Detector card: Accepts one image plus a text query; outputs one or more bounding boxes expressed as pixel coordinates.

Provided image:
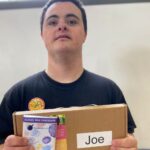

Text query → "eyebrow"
[65,13,80,20]
[46,13,80,21]
[46,15,59,21]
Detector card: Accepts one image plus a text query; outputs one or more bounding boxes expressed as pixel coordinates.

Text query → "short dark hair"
[40,0,87,33]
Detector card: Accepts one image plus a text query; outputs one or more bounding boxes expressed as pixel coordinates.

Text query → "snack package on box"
[23,115,57,150]
[56,114,67,150]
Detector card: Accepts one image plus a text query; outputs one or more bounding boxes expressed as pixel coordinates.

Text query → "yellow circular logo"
[28,97,45,111]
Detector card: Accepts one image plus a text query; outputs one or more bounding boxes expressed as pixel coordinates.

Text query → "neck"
[46,54,84,83]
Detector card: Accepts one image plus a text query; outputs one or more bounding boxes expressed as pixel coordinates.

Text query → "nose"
[58,26,67,31]
[58,22,67,31]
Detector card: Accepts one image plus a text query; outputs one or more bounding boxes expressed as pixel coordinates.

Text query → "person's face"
[41,2,87,56]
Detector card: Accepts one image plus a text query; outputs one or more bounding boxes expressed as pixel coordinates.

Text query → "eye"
[48,20,58,26]
[67,19,78,26]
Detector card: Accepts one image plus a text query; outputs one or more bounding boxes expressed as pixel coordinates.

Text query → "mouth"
[55,35,71,41]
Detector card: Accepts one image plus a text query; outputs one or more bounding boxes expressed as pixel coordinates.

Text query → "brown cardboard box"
[13,104,127,150]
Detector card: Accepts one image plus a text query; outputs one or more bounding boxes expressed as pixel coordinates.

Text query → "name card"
[77,131,112,148]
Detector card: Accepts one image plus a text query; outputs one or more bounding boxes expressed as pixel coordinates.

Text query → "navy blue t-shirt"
[0,70,136,143]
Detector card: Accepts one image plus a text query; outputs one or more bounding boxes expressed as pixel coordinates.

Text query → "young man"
[0,0,137,149]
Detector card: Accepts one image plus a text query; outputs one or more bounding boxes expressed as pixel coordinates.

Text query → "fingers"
[3,135,34,150]
[111,134,138,150]
[4,135,29,147]
[111,147,137,150]
[3,146,34,150]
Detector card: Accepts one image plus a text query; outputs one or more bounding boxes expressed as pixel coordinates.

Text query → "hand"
[111,134,137,150]
[3,135,34,150]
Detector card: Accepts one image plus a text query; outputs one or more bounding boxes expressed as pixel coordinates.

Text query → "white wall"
[0,3,150,148]
[84,4,150,149]
[0,8,47,95]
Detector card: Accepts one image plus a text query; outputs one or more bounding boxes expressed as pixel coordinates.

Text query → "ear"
[83,32,87,43]
[41,31,43,38]
[40,31,44,41]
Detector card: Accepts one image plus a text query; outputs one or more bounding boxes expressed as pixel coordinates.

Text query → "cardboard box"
[13,104,127,150]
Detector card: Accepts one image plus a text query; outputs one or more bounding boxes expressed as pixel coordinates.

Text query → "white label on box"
[77,131,112,148]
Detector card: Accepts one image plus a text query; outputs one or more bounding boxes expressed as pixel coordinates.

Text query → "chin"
[55,45,72,52]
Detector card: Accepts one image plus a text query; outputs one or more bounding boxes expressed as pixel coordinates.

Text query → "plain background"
[0,3,150,148]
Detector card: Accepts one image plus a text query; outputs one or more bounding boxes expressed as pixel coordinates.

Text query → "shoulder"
[83,70,126,103]
[84,70,118,88]
[19,71,44,85]
[84,70,124,98]
[5,71,44,96]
